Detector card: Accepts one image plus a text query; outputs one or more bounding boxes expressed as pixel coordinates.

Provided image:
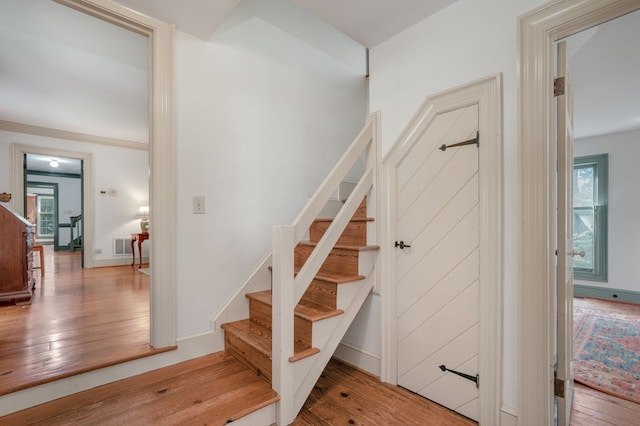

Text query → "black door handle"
[395,241,411,249]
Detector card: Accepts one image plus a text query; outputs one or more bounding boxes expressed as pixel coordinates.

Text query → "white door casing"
[517,1,640,424]
[555,40,574,426]
[396,104,480,420]
[51,0,176,348]
[380,74,503,425]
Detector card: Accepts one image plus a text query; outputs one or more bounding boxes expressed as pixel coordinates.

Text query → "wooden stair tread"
[247,291,344,322]
[289,347,320,363]
[297,241,379,251]
[305,271,365,284]
[222,319,319,361]
[268,266,365,284]
[221,320,272,357]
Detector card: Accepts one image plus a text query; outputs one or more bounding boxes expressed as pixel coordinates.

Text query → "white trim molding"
[0,120,148,151]
[380,74,503,425]
[517,1,640,425]
[333,342,381,377]
[55,0,177,348]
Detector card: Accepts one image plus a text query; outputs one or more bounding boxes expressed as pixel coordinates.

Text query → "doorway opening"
[25,153,83,253]
[518,0,640,423]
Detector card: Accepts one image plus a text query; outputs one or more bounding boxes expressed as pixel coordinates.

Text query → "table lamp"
[138,205,149,232]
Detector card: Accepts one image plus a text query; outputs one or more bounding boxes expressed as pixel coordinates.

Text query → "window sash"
[572,154,607,281]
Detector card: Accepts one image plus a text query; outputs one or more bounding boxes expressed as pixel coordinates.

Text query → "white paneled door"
[396,104,480,421]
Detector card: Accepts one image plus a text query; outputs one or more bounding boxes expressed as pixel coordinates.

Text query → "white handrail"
[291,121,374,242]
[272,113,378,425]
[293,169,373,304]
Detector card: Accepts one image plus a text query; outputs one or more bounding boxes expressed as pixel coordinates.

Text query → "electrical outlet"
[193,196,205,214]
[94,248,102,254]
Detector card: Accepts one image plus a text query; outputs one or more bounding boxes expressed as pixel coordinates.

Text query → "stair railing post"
[365,111,382,291]
[272,225,296,425]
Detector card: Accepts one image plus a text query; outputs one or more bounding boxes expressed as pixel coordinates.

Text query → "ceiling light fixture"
[50,159,59,168]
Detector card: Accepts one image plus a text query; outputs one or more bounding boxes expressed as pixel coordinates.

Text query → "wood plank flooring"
[294,359,476,425]
[1,247,638,424]
[0,246,170,396]
[0,352,278,426]
[0,354,472,426]
[571,383,639,426]
[3,354,638,426]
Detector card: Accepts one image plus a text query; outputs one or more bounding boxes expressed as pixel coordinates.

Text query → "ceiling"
[27,153,82,175]
[0,0,149,143]
[567,10,640,139]
[0,1,638,143]
[115,0,458,47]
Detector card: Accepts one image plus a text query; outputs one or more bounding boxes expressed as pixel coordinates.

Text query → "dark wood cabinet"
[0,203,34,305]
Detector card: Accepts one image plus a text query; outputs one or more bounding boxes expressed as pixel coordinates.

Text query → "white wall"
[574,129,640,292]
[0,130,149,264]
[367,0,547,412]
[174,18,367,338]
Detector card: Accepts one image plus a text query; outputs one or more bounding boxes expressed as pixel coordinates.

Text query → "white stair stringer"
[292,266,375,414]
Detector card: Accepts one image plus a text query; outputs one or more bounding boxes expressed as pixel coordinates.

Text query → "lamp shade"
[137,205,149,217]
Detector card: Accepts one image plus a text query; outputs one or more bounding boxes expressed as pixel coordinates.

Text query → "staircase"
[221,199,376,379]
[217,113,380,425]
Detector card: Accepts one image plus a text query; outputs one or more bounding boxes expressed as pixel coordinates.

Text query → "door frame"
[517,0,640,424]
[380,74,503,425]
[15,146,91,265]
[9,0,177,349]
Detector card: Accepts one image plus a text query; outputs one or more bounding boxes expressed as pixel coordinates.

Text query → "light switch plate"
[193,196,205,214]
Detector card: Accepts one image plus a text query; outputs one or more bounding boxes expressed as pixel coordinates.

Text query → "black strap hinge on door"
[438,131,479,152]
[439,365,479,388]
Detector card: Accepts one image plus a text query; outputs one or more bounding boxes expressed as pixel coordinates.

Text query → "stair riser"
[307,315,341,350]
[224,332,272,384]
[249,298,313,348]
[335,281,362,311]
[353,198,367,219]
[309,220,367,246]
[295,246,360,276]
[268,275,340,312]
[300,280,337,308]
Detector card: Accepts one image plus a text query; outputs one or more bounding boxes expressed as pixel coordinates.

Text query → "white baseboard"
[0,331,220,417]
[333,341,380,377]
[500,404,517,426]
[93,257,149,268]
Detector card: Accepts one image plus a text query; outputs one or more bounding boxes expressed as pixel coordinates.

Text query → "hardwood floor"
[1,247,638,424]
[0,352,278,426]
[571,383,639,426]
[0,355,474,426]
[295,359,476,425]
[4,351,639,426]
[0,246,170,396]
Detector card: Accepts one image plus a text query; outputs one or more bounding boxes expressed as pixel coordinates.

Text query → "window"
[573,154,607,281]
[36,195,55,238]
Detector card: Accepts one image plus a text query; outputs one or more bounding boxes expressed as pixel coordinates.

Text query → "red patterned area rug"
[573,297,640,404]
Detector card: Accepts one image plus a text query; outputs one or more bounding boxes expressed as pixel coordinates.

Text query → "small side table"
[131,232,149,268]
